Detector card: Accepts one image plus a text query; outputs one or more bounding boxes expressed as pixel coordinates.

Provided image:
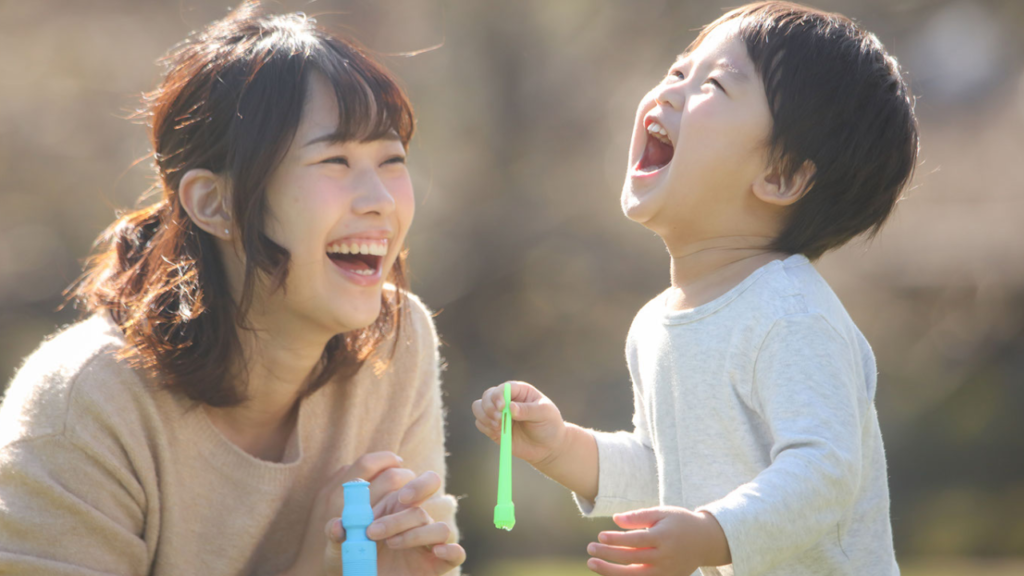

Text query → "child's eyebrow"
[670,55,751,84]
[715,59,751,82]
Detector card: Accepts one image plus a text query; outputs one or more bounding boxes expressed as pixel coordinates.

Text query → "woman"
[0,2,464,574]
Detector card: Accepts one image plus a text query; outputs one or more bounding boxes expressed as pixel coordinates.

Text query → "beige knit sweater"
[0,293,458,575]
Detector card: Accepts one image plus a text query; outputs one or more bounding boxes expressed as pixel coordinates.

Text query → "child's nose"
[651,82,684,111]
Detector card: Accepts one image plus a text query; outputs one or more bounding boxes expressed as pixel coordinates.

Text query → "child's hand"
[472,381,568,467]
[585,506,731,576]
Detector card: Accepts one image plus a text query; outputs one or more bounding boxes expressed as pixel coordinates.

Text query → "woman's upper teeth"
[327,239,388,256]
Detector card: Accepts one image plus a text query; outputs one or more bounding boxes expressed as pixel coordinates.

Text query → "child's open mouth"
[326,238,387,281]
[635,119,675,174]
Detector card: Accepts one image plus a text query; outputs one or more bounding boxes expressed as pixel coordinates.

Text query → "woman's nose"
[351,175,396,216]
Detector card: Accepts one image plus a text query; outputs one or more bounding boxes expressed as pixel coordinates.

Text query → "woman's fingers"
[382,521,452,549]
[367,506,431,541]
[323,518,344,573]
[431,543,466,572]
[369,466,416,507]
[398,471,441,506]
[372,471,441,517]
[345,451,405,483]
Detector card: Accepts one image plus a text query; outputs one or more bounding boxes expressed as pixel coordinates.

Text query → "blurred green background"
[2,0,1022,574]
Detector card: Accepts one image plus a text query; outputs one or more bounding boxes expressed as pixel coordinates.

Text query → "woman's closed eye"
[706,78,725,92]
[321,155,406,167]
[322,156,349,166]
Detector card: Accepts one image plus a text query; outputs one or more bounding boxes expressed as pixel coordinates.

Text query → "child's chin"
[621,184,657,223]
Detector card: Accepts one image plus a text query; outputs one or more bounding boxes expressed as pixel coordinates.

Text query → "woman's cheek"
[389,175,415,228]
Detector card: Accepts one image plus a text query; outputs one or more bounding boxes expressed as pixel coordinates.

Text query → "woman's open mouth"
[326,238,387,285]
[634,119,675,174]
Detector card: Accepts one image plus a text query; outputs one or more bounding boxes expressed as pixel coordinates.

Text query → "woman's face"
[241,71,414,337]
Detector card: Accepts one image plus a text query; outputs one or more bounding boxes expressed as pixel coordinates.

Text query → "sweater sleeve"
[396,295,459,547]
[0,427,149,575]
[697,313,866,576]
[574,335,659,517]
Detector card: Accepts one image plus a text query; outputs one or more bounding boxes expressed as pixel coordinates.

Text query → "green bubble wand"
[493,382,516,531]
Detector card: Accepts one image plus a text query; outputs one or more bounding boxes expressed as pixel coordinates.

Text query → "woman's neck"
[666,236,787,311]
[205,313,333,461]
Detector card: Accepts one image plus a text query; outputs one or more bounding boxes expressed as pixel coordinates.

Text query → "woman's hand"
[286,451,416,576]
[472,381,568,467]
[324,470,465,575]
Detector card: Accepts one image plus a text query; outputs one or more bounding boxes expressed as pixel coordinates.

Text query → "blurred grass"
[478,557,1024,576]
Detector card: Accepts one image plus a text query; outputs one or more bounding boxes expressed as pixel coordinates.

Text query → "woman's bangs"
[315,41,414,147]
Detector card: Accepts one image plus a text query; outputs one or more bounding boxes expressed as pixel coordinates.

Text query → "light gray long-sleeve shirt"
[575,254,898,576]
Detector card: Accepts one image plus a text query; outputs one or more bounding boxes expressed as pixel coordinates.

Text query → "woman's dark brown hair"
[68,1,415,406]
[688,1,919,260]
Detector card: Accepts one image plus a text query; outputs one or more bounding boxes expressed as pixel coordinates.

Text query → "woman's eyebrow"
[303,129,402,148]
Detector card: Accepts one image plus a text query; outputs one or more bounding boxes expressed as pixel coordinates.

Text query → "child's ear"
[752,160,816,207]
[178,168,233,239]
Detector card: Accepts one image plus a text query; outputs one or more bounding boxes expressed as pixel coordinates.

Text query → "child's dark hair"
[690,1,918,260]
[68,1,414,406]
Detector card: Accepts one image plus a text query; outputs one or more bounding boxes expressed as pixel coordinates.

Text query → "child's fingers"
[475,419,500,442]
[612,507,668,530]
[384,521,452,549]
[597,529,655,548]
[483,385,505,417]
[431,543,466,572]
[507,399,556,424]
[471,399,497,429]
[585,557,645,576]
[587,542,657,566]
[367,506,432,541]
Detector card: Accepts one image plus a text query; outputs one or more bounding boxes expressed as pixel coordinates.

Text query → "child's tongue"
[638,133,674,172]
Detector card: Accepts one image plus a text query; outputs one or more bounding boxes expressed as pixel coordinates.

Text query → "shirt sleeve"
[574,346,660,517]
[396,295,460,549]
[0,433,150,575]
[697,313,867,576]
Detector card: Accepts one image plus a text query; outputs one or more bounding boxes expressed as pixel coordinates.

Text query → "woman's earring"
[224,229,230,236]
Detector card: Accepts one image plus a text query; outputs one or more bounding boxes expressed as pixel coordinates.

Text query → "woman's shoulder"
[0,311,151,447]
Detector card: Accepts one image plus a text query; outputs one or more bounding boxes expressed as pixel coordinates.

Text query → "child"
[473,2,916,575]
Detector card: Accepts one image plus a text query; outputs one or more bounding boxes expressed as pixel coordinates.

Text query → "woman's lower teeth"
[351,268,374,276]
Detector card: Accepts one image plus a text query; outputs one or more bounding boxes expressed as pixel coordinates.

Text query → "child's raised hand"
[472,381,568,466]
[585,506,731,576]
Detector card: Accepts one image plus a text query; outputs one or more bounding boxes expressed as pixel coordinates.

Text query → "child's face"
[241,72,414,337]
[621,20,773,244]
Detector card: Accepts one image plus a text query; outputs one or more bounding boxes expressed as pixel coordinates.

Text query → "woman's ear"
[752,159,816,207]
[179,169,233,239]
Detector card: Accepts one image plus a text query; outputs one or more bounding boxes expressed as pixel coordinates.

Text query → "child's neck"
[666,236,789,312]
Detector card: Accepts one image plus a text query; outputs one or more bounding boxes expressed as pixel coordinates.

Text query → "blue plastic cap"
[342,480,376,575]
[342,480,373,530]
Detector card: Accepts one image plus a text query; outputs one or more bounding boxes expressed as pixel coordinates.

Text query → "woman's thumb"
[323,518,344,572]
